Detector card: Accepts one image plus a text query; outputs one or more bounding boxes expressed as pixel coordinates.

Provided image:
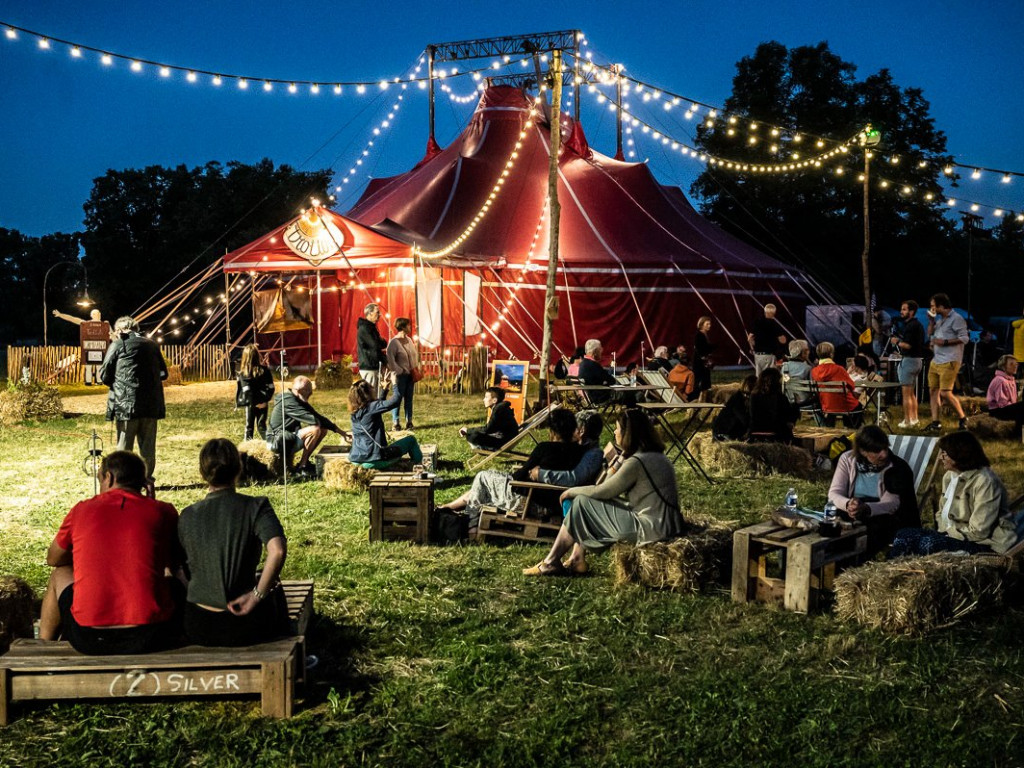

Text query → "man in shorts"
[38,451,181,654]
[892,299,926,427]
[924,293,969,432]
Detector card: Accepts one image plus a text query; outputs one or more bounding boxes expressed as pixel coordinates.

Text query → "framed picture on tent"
[490,360,529,424]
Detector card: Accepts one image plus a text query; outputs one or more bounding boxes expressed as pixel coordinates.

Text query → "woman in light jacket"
[890,431,1022,557]
[524,409,684,576]
[827,425,919,557]
[386,317,419,431]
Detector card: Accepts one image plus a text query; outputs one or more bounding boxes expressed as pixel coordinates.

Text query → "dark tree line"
[691,41,1024,316]
[1,159,331,345]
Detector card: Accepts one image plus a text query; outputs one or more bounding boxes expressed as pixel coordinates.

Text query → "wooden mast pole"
[538,49,562,404]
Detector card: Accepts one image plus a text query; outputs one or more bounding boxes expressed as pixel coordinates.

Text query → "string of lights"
[0,21,530,96]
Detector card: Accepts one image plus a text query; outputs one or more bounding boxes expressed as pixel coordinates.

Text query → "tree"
[80,160,332,318]
[690,41,972,312]
[0,228,82,345]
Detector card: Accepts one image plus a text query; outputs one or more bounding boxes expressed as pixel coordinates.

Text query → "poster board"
[79,321,110,364]
[490,360,529,424]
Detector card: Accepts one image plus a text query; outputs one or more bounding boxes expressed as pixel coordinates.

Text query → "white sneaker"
[897,419,919,428]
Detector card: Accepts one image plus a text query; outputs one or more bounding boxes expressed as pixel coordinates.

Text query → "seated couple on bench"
[39,441,292,655]
[438,410,605,527]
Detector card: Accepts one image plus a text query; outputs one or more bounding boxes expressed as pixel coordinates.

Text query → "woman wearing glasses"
[890,431,1023,556]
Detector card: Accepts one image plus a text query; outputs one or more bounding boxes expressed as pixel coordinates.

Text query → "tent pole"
[316,272,322,364]
[614,64,624,161]
[538,49,562,406]
[573,34,580,123]
[428,46,436,147]
[223,264,231,375]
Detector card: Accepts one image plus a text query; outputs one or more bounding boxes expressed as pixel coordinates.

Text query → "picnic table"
[636,401,722,483]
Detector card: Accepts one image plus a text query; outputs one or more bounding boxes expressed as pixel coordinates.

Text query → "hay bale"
[323,460,376,492]
[0,382,64,426]
[833,553,1016,636]
[314,356,354,391]
[969,414,1019,440]
[691,435,813,479]
[239,438,284,483]
[0,576,35,653]
[613,527,734,593]
[955,397,986,417]
[700,382,740,405]
[164,364,183,386]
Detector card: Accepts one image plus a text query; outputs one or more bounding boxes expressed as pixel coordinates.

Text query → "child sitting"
[460,387,519,450]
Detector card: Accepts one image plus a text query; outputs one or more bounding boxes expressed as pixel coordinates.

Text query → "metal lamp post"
[43,260,91,346]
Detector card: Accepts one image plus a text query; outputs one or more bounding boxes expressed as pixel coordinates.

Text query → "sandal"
[563,558,589,575]
[522,560,569,577]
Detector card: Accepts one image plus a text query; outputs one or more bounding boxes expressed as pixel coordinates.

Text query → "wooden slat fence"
[7,345,230,385]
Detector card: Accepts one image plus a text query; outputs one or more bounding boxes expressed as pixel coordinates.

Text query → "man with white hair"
[747,303,788,377]
[99,315,167,482]
[356,303,387,396]
[52,307,109,385]
[578,338,617,404]
[266,375,349,477]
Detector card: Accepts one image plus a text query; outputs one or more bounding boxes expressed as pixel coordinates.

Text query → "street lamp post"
[43,260,91,346]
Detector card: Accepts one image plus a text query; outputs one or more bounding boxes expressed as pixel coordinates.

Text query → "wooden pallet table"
[0,580,314,725]
[369,473,434,543]
[731,520,867,613]
[476,506,562,545]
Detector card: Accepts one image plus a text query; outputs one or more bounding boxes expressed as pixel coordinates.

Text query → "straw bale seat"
[968,414,1019,441]
[956,396,987,416]
[238,438,286,482]
[163,365,183,386]
[613,526,734,593]
[0,577,35,655]
[690,435,813,479]
[699,382,740,405]
[833,554,1019,636]
[323,461,376,492]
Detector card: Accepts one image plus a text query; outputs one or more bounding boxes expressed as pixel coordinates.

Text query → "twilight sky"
[1,0,1022,238]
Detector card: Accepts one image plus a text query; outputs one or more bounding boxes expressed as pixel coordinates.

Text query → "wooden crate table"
[314,444,351,475]
[0,580,314,725]
[476,506,562,545]
[731,520,867,613]
[369,473,434,543]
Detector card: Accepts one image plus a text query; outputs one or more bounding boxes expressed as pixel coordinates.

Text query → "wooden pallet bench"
[0,580,314,725]
[476,507,562,545]
[731,521,867,613]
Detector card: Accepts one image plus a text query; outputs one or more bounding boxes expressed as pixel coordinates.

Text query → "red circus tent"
[224,86,821,368]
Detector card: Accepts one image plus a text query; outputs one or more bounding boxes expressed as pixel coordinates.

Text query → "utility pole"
[961,212,982,322]
[860,125,881,326]
[538,49,562,403]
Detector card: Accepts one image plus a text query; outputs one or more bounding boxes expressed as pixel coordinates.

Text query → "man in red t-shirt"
[39,451,181,654]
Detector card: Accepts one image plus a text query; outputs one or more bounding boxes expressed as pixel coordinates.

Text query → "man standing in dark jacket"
[460,387,520,450]
[267,376,349,476]
[356,304,388,396]
[99,316,167,482]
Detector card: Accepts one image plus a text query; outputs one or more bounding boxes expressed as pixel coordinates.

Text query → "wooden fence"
[7,344,231,385]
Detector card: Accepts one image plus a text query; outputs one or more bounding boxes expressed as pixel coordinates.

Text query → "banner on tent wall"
[464,272,482,337]
[491,360,529,424]
[254,288,314,333]
[282,209,348,266]
[416,274,443,346]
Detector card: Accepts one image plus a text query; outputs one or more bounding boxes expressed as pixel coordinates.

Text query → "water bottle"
[629,371,637,386]
[823,500,838,525]
[785,487,798,509]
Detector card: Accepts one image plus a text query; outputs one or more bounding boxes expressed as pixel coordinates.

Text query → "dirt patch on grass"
[62,380,237,415]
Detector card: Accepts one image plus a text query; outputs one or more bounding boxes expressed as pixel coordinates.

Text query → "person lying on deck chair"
[178,439,291,647]
[528,411,605,490]
[347,379,423,470]
[460,386,520,451]
[39,451,182,654]
[524,409,684,577]
[437,409,584,527]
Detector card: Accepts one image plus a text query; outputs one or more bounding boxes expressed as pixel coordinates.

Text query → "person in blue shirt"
[347,379,422,469]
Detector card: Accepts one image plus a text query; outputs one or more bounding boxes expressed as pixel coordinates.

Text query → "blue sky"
[1,0,1022,237]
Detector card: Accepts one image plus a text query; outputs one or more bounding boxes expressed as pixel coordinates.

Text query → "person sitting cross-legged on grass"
[460,386,520,451]
[889,431,1024,557]
[178,439,290,647]
[438,409,583,526]
[524,409,684,577]
[39,451,182,654]
[347,379,422,470]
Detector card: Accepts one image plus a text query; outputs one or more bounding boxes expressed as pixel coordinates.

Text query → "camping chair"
[788,380,823,424]
[638,369,685,405]
[468,403,558,472]
[887,434,941,512]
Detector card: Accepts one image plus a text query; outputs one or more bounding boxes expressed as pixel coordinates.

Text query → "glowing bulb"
[186,70,196,81]
[263,81,273,92]
[71,47,82,58]
[943,165,953,175]
[357,84,366,94]
[130,60,142,72]
[238,78,248,89]
[971,169,981,179]
[159,66,170,77]
[1002,174,1012,184]
[288,83,297,94]
[38,38,50,50]
[970,204,979,212]
[947,198,956,206]
[212,75,222,86]
[311,84,320,94]
[5,28,16,39]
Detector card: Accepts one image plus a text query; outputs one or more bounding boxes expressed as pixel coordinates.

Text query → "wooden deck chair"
[887,434,941,511]
[468,403,557,471]
[639,369,686,405]
[508,441,613,519]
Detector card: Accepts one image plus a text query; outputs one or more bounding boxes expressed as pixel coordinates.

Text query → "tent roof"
[222,206,411,273]
[346,86,797,278]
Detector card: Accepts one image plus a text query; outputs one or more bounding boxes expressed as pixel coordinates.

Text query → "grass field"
[1,382,1022,767]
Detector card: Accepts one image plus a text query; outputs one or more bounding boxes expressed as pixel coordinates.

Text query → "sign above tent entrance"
[283,209,348,266]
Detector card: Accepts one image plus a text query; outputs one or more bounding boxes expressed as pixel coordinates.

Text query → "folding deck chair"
[887,434,941,511]
[468,403,558,472]
[639,369,686,405]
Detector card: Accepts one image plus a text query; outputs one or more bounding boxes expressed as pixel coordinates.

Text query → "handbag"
[411,366,425,383]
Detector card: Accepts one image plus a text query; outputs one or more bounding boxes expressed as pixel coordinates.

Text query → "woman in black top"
[747,368,800,443]
[693,316,716,397]
[178,439,289,646]
[712,375,756,441]
[235,344,275,441]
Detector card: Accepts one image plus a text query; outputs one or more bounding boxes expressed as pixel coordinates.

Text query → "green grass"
[1,384,1023,767]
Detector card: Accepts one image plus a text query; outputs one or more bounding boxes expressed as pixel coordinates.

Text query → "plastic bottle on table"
[823,500,838,525]
[785,487,798,509]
